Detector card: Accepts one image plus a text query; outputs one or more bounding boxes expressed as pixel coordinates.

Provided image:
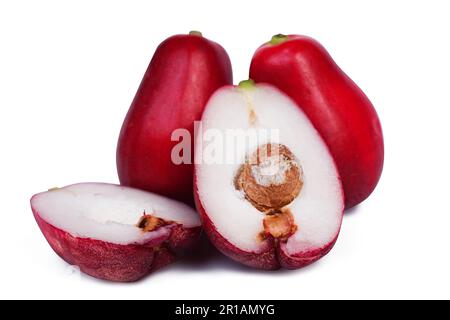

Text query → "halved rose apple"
[194,81,344,270]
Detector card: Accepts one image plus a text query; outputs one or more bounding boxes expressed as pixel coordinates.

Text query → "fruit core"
[137,214,167,233]
[235,143,302,239]
[262,209,297,240]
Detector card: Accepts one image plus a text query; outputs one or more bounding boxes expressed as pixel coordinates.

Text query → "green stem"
[269,34,289,45]
[238,79,256,90]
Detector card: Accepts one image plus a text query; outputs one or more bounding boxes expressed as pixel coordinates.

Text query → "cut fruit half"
[194,81,344,270]
[31,183,201,282]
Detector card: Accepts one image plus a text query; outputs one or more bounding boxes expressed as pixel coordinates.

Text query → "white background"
[1,0,449,299]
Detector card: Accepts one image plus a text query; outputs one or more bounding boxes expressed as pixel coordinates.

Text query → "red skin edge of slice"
[250,35,384,209]
[31,203,201,282]
[117,33,232,205]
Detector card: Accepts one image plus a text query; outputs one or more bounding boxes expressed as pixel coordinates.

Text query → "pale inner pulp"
[32,183,200,245]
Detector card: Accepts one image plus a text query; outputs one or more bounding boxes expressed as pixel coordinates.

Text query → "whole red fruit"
[250,34,384,209]
[117,32,232,204]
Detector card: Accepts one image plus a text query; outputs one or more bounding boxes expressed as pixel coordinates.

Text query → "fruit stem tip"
[238,79,256,89]
[189,30,203,37]
[269,34,289,45]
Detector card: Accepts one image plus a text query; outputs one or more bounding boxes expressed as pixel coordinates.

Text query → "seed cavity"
[137,213,167,233]
[262,209,297,240]
[235,143,302,240]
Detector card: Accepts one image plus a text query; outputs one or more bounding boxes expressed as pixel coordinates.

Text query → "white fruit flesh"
[31,183,201,245]
[195,84,343,254]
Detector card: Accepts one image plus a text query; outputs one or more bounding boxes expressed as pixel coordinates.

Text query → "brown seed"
[235,143,303,212]
[137,214,166,233]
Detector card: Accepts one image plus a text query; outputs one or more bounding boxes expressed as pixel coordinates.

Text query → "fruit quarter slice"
[31,183,201,281]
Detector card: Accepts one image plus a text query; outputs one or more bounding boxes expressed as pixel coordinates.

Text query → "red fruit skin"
[250,35,384,209]
[193,175,341,270]
[32,206,201,282]
[117,33,232,205]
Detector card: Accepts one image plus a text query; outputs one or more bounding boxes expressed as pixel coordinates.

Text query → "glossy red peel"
[117,32,232,204]
[250,34,384,209]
